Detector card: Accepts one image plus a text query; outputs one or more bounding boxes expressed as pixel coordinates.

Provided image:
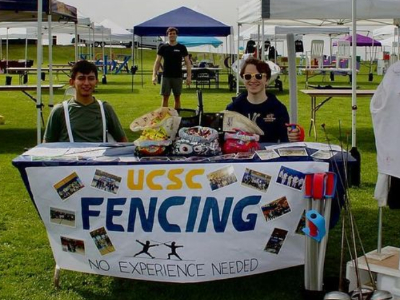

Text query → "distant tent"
[177,36,222,48]
[133,6,231,37]
[334,34,382,47]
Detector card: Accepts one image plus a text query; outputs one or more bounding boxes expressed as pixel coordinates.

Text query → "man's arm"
[103,102,128,143]
[152,55,163,85]
[183,55,192,85]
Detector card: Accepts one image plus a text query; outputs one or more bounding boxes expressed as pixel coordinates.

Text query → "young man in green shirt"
[43,60,127,143]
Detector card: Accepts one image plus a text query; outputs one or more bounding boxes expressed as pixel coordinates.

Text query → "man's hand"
[152,75,157,85]
[286,124,305,142]
[287,127,301,142]
[186,77,192,86]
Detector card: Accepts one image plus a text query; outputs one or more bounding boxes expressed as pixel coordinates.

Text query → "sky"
[62,0,248,29]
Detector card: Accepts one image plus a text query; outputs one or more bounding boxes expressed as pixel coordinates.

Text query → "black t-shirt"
[157,43,189,78]
[226,92,289,143]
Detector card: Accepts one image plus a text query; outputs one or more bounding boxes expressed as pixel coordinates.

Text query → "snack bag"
[130,107,181,140]
[222,130,261,154]
[172,126,222,156]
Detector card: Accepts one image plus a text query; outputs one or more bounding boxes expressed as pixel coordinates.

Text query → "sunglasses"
[242,73,266,81]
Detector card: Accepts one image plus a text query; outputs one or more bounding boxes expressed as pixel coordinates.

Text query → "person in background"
[152,27,191,110]
[43,60,127,143]
[226,57,300,143]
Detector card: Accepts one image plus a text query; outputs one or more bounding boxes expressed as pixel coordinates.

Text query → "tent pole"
[141,37,143,88]
[287,33,297,124]
[74,22,78,62]
[6,28,9,73]
[350,0,361,186]
[236,24,240,95]
[36,0,43,145]
[48,15,54,108]
[25,31,28,67]
[131,29,135,92]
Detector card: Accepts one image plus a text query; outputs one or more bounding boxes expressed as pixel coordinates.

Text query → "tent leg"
[54,264,61,288]
[377,207,382,254]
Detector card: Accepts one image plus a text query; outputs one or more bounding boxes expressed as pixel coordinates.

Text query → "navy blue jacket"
[226,92,289,143]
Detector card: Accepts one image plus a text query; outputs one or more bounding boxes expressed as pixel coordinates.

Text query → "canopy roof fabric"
[238,0,400,26]
[334,34,382,46]
[100,19,132,42]
[134,6,231,37]
[0,0,77,22]
[177,36,222,48]
[373,25,398,39]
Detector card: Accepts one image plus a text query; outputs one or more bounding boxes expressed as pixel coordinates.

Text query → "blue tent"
[177,36,223,48]
[133,7,231,37]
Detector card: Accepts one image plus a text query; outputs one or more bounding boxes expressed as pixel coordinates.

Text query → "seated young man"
[43,60,127,143]
[226,57,300,143]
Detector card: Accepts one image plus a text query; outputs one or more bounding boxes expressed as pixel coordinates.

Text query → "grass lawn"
[0,45,396,300]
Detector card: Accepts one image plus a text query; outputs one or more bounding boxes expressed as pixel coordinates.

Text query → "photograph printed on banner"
[264,228,288,254]
[90,227,115,255]
[311,149,337,160]
[241,168,271,192]
[207,165,237,191]
[277,147,308,157]
[256,149,280,160]
[91,169,122,194]
[53,172,85,201]
[235,152,255,160]
[261,196,291,222]
[50,207,76,227]
[276,166,305,191]
[60,236,85,255]
[295,210,306,235]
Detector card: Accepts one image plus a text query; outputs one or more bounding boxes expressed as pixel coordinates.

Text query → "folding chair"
[306,40,325,68]
[335,40,351,69]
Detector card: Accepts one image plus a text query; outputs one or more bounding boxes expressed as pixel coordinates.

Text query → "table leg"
[21,91,45,126]
[309,96,317,140]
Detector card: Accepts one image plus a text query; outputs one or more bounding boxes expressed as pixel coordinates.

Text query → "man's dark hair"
[70,60,98,79]
[240,57,271,80]
[166,27,179,35]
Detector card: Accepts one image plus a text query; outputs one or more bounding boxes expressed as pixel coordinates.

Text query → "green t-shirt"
[44,98,126,142]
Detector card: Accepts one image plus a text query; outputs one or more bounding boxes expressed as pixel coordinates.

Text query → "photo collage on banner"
[25,149,329,282]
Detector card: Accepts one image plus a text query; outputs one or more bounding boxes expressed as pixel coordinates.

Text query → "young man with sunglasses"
[43,60,127,143]
[226,57,299,143]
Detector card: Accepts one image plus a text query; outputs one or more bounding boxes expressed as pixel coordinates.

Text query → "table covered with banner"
[12,142,353,284]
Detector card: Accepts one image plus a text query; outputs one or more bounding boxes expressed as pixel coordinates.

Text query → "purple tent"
[334,34,381,46]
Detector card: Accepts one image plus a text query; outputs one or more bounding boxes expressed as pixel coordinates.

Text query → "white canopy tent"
[234,24,350,97]
[0,0,78,144]
[237,0,400,292]
[237,0,400,151]
[373,25,400,56]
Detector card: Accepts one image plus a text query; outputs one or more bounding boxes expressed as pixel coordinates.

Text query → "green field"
[0,44,395,300]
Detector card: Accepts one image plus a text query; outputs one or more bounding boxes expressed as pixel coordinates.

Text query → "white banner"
[26,161,328,282]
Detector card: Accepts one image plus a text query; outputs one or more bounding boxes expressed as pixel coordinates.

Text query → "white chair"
[306,40,325,68]
[335,40,351,69]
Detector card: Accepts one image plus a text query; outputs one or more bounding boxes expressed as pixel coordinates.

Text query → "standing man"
[43,60,127,143]
[152,27,191,110]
